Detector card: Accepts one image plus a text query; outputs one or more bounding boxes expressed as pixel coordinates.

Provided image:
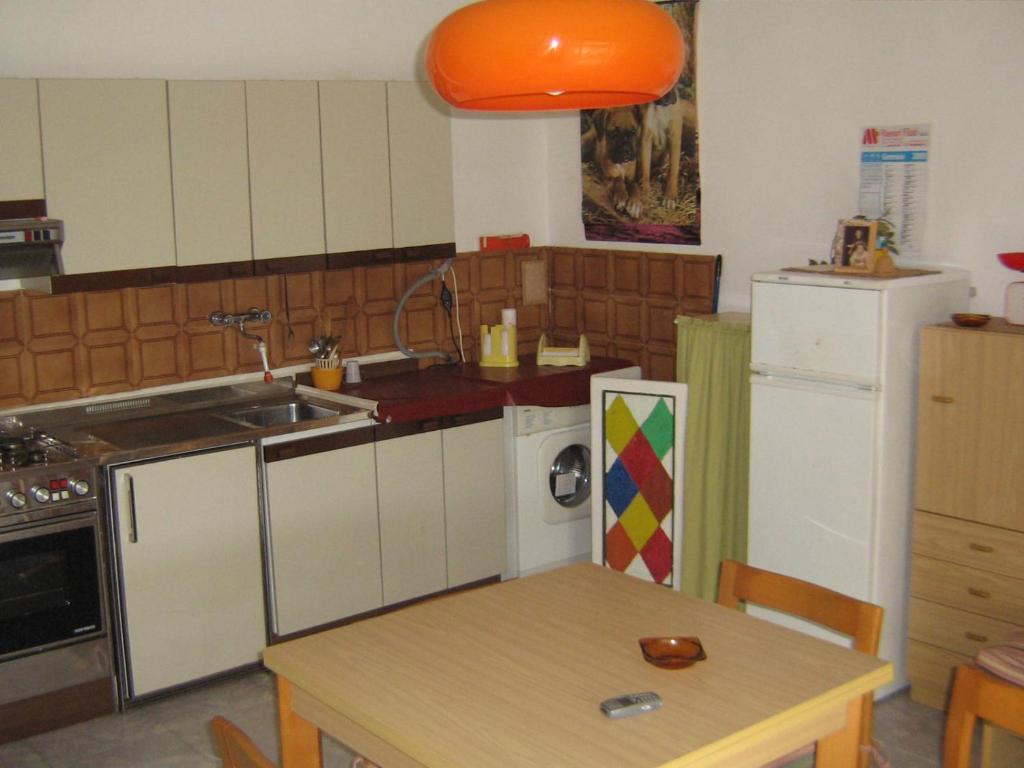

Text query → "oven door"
[0,513,105,661]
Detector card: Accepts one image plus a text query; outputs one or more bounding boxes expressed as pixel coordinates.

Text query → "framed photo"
[833,219,877,273]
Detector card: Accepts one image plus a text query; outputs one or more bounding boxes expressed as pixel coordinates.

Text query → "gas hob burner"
[0,429,80,472]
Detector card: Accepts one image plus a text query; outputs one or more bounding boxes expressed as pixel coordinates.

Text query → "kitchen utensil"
[997,252,1024,325]
[311,366,342,390]
[344,360,361,385]
[308,338,324,356]
[952,313,991,328]
[997,252,1024,271]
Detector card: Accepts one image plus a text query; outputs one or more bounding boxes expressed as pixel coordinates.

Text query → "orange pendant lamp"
[426,0,685,111]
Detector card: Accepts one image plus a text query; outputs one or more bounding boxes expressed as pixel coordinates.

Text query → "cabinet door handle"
[931,395,954,404]
[126,473,139,543]
[969,542,994,553]
[965,631,988,643]
[967,587,992,599]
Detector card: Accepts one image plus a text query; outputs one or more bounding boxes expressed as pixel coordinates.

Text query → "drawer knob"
[967,587,992,599]
[969,542,995,553]
[931,395,955,404]
[965,632,988,643]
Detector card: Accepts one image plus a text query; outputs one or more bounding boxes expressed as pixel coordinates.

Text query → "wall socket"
[522,260,548,306]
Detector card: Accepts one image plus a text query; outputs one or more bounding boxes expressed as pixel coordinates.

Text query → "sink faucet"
[210,309,274,382]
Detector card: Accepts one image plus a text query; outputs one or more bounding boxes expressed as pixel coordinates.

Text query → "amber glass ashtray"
[639,636,707,669]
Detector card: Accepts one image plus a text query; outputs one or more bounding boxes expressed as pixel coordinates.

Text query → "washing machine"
[504,403,593,578]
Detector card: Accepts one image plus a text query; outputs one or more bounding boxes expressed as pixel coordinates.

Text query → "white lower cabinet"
[375,426,448,605]
[443,417,506,588]
[111,446,264,699]
[263,429,382,636]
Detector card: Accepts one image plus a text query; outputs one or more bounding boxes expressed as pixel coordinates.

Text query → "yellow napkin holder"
[537,334,590,367]
[479,324,519,368]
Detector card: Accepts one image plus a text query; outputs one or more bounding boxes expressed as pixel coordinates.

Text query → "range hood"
[0,218,64,293]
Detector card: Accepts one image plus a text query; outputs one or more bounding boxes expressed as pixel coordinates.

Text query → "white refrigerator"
[748,268,969,696]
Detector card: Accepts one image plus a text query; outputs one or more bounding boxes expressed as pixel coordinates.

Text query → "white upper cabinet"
[320,81,393,254]
[386,82,455,248]
[3,77,454,278]
[168,81,253,266]
[0,79,44,201]
[38,79,176,273]
[245,80,326,261]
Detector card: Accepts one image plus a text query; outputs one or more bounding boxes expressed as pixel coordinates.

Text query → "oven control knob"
[29,485,51,503]
[69,479,91,496]
[4,490,26,509]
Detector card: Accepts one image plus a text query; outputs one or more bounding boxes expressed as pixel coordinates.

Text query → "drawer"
[907,639,968,710]
[911,555,1024,624]
[908,597,1023,656]
[913,510,1024,578]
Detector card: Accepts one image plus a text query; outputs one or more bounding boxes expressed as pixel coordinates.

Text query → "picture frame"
[833,219,878,273]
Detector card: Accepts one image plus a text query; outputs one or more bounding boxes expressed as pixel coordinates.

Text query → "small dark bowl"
[638,636,706,669]
[952,313,991,328]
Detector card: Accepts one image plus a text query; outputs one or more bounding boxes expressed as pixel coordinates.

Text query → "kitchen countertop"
[338,355,635,423]
[3,356,634,462]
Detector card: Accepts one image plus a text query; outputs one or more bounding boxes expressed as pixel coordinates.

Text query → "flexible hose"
[393,258,455,363]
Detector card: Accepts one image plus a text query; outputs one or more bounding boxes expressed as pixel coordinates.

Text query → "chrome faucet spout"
[209,308,273,345]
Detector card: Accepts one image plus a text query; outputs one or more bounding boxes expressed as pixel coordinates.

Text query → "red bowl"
[998,252,1024,271]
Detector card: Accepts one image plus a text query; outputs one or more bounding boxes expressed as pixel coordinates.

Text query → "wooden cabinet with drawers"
[908,320,1024,709]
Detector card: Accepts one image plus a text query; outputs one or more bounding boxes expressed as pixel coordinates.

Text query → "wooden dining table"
[261,562,892,768]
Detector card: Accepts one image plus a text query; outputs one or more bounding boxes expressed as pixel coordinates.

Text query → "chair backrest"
[943,664,1024,768]
[716,559,882,655]
[716,559,884,768]
[211,716,277,768]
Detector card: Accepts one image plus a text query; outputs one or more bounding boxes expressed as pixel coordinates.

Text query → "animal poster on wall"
[580,0,700,244]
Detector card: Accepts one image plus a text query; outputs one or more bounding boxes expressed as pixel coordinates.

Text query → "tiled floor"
[0,671,950,767]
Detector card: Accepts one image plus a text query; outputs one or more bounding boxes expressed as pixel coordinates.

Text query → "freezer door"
[748,375,878,643]
[751,282,882,384]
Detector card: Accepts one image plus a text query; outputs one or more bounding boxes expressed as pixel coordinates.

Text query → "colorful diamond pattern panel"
[601,392,677,584]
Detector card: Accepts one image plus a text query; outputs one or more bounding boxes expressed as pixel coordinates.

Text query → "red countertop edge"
[344,355,635,424]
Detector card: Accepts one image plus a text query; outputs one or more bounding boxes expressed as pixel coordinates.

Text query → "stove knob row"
[29,485,51,503]
[4,489,26,509]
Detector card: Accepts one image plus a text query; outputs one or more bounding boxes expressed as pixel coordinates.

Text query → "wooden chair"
[943,663,1024,768]
[716,559,884,768]
[211,715,382,768]
[211,716,277,768]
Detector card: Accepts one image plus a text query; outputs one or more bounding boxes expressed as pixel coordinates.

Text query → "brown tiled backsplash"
[0,248,717,407]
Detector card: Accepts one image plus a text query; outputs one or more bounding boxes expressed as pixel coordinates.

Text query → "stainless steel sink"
[226,401,339,428]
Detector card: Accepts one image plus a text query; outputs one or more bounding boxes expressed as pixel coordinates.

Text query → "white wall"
[3,0,1022,313]
[547,0,1024,312]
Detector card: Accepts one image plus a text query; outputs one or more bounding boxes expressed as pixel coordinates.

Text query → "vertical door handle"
[126,473,139,543]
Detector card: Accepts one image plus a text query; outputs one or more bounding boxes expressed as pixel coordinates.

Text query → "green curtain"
[675,314,751,600]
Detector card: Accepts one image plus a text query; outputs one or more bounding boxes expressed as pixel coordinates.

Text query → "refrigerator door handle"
[750,365,880,392]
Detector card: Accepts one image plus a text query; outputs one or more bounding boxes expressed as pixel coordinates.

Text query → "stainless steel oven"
[0,428,114,744]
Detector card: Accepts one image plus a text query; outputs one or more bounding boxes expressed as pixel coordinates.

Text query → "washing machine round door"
[548,444,591,507]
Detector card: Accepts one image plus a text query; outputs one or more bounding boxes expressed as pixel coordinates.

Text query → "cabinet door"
[320,81,393,254]
[376,430,447,604]
[112,446,264,698]
[168,81,253,266]
[245,80,325,260]
[266,442,382,636]
[0,79,44,201]
[443,418,507,587]
[38,79,176,274]
[916,327,1024,530]
[386,82,454,248]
